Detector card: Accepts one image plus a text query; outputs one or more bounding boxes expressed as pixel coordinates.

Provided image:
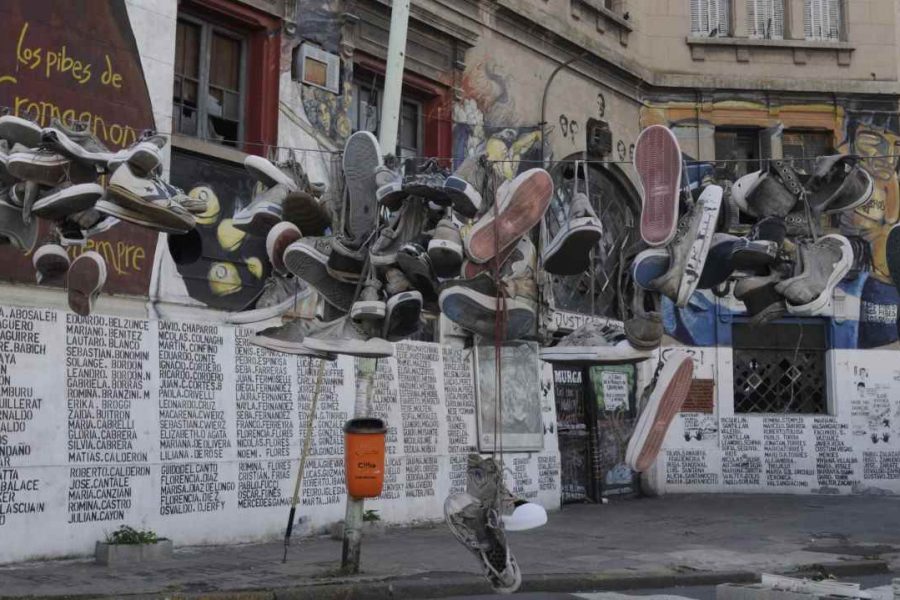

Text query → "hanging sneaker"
[443,153,490,218]
[0,114,43,148]
[631,248,670,291]
[282,190,331,237]
[67,251,107,316]
[625,355,694,472]
[464,168,553,264]
[730,215,786,270]
[650,184,723,308]
[327,235,368,283]
[232,183,290,236]
[697,233,740,290]
[41,120,113,167]
[249,318,336,359]
[283,236,357,312]
[302,315,394,358]
[108,131,166,175]
[370,199,430,268]
[6,144,72,187]
[730,170,762,216]
[624,287,663,350]
[99,163,195,233]
[401,158,451,205]
[226,273,311,324]
[734,268,788,325]
[396,242,439,303]
[438,272,537,340]
[428,214,464,278]
[634,125,682,247]
[540,319,655,364]
[0,200,37,252]
[33,243,70,285]
[382,268,423,341]
[375,159,407,211]
[740,160,803,218]
[266,221,302,275]
[31,182,104,220]
[775,234,853,316]
[243,155,299,192]
[460,236,535,280]
[806,155,874,215]
[351,276,386,321]
[542,190,603,276]
[342,131,382,242]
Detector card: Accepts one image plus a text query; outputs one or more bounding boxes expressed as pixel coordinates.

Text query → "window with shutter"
[748,0,784,39]
[691,0,731,37]
[805,0,842,41]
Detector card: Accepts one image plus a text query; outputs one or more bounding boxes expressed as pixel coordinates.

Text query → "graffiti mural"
[642,99,900,350]
[0,0,159,295]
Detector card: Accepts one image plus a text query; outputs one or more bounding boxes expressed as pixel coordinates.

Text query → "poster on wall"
[0,0,159,295]
[475,341,544,452]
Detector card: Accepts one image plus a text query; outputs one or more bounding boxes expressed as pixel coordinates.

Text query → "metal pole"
[378,0,411,156]
[340,357,378,574]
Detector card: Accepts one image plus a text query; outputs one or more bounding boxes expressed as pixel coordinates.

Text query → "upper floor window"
[748,0,784,39]
[691,0,731,37]
[805,0,843,41]
[174,16,246,147]
[351,83,424,161]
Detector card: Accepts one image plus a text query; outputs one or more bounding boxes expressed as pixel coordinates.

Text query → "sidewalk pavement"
[2,494,900,600]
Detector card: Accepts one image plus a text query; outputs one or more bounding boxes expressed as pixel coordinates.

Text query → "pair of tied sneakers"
[351,268,424,342]
[233,154,328,237]
[439,237,538,341]
[541,169,604,276]
[444,454,547,595]
[377,154,484,218]
[96,161,196,234]
[539,318,658,366]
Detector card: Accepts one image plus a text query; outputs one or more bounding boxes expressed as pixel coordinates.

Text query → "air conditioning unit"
[295,43,341,94]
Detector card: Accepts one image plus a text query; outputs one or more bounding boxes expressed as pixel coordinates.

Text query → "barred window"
[748,0,784,39]
[805,0,843,41]
[691,0,731,37]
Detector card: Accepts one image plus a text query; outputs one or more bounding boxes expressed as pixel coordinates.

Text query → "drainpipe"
[378,0,411,156]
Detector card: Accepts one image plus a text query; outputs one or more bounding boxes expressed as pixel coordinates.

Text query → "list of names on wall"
[0,307,53,529]
[666,449,719,486]
[720,416,762,487]
[235,329,294,509]
[367,358,402,501]
[863,450,900,480]
[158,321,232,515]
[397,344,440,499]
[297,358,346,507]
[812,417,858,490]
[65,314,152,524]
[763,416,812,488]
[442,347,476,495]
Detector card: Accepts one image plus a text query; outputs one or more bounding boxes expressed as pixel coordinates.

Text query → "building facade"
[0,0,899,563]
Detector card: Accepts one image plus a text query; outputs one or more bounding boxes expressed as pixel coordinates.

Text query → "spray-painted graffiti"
[642,99,900,350]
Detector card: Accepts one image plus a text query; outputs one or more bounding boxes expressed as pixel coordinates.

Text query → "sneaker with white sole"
[542,189,603,276]
[249,318,336,359]
[302,315,394,358]
[33,243,70,285]
[41,120,113,167]
[67,251,107,316]
[283,236,356,312]
[438,272,537,340]
[31,183,104,220]
[634,125,682,247]
[383,270,423,341]
[776,234,853,316]
[540,319,655,364]
[626,355,694,472]
[428,214,464,278]
[244,155,299,192]
[351,276,386,321]
[370,199,430,268]
[108,132,166,175]
[0,200,37,252]
[232,183,289,236]
[7,144,72,187]
[226,273,311,324]
[443,154,490,218]
[0,115,43,148]
[99,163,195,233]
[266,221,302,275]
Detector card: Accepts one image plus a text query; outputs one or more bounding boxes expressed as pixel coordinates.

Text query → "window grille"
[748,0,784,39]
[805,0,842,41]
[691,0,731,37]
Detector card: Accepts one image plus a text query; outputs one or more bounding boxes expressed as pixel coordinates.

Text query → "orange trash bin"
[344,418,387,498]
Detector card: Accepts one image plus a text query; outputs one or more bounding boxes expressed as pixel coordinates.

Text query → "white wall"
[0,299,560,564]
[649,347,900,496]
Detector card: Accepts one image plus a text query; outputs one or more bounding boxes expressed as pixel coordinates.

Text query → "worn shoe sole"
[730,170,762,216]
[32,183,104,220]
[226,288,311,324]
[403,183,452,205]
[67,252,107,317]
[41,129,112,166]
[244,155,298,192]
[7,152,70,186]
[266,221,302,274]
[784,234,853,316]
[438,285,535,340]
[283,241,355,312]
[33,244,70,285]
[444,176,481,218]
[676,185,723,307]
[350,299,386,321]
[0,116,42,147]
[428,238,464,279]
[342,131,381,240]
[542,217,603,275]
[625,356,694,473]
[376,181,407,211]
[249,332,335,359]
[106,182,196,231]
[383,290,422,340]
[465,168,553,264]
[632,248,670,291]
[95,197,193,234]
[303,334,394,358]
[635,125,682,247]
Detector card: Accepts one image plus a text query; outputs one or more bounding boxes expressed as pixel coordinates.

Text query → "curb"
[1,559,889,600]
